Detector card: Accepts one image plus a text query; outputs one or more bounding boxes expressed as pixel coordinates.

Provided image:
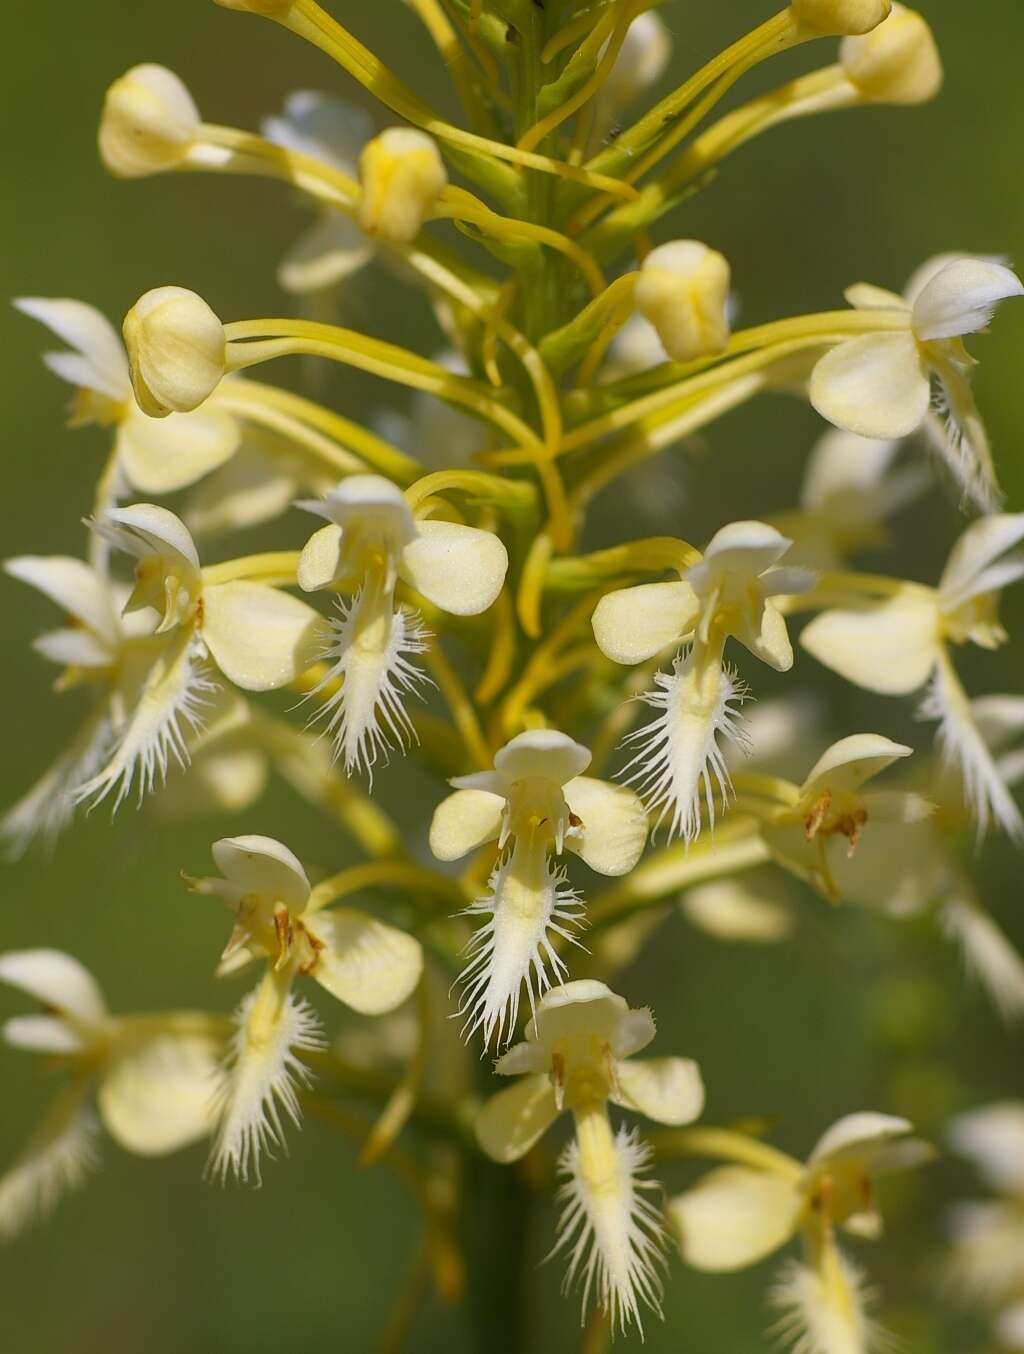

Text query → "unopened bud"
[790,0,891,36]
[123,288,226,418]
[602,12,672,110]
[358,128,447,244]
[98,65,200,178]
[635,241,732,364]
[840,4,942,105]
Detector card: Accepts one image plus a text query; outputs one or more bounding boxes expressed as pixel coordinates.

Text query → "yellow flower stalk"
[5,2,1024,1348]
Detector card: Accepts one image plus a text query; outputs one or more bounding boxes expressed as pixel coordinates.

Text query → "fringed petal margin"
[309,589,431,780]
[0,1084,99,1240]
[74,631,215,812]
[942,894,1024,1023]
[1,708,113,857]
[455,851,585,1050]
[553,1122,667,1336]
[919,654,1024,843]
[208,974,325,1185]
[620,645,749,842]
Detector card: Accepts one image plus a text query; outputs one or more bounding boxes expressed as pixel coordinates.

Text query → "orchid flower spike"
[775,427,928,570]
[187,834,422,1182]
[4,505,326,814]
[0,949,223,1239]
[430,730,648,1047]
[476,981,704,1334]
[296,475,507,775]
[15,297,240,497]
[671,1112,932,1352]
[809,255,1024,509]
[754,733,933,902]
[802,512,1024,840]
[593,521,813,842]
[262,91,377,295]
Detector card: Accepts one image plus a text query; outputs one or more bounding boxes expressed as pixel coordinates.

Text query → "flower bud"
[790,0,891,35]
[98,65,200,179]
[602,12,672,110]
[839,5,942,105]
[634,241,732,364]
[358,128,448,244]
[123,287,226,418]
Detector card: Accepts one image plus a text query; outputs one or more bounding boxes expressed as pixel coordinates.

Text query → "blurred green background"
[1,2,1023,1351]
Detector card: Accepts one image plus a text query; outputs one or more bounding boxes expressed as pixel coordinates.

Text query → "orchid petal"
[810,332,929,439]
[399,520,507,616]
[15,297,128,400]
[0,949,106,1024]
[202,581,328,692]
[612,1056,705,1125]
[475,1074,559,1163]
[669,1166,800,1271]
[305,907,423,1015]
[801,593,940,695]
[563,776,648,876]
[98,1031,220,1155]
[117,405,239,495]
[591,581,699,665]
[428,788,503,862]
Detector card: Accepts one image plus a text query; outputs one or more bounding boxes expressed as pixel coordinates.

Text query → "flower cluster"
[3,1,1022,1349]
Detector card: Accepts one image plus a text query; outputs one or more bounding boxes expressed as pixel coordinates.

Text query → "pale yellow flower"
[593,521,812,840]
[757,733,932,901]
[477,980,704,1333]
[297,474,507,773]
[801,512,1024,838]
[431,730,647,1045]
[0,949,222,1238]
[2,507,325,815]
[16,297,239,496]
[809,256,1023,507]
[188,834,423,1181]
[672,1112,931,1354]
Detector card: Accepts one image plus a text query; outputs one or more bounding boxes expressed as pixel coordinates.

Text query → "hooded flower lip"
[756,733,932,900]
[801,513,1024,840]
[16,297,240,496]
[262,90,376,295]
[296,474,507,775]
[809,255,1023,507]
[0,948,222,1238]
[476,981,703,1334]
[188,834,422,1181]
[593,522,813,843]
[430,732,648,1048]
